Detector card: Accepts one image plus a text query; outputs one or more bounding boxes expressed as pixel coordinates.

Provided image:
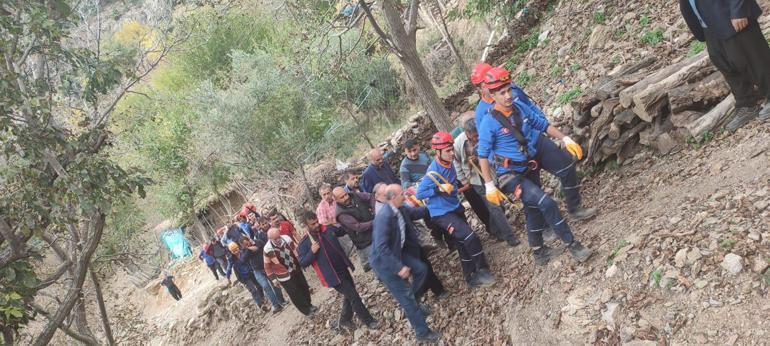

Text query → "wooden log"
[586,98,619,162]
[571,94,602,116]
[617,136,641,165]
[631,54,714,122]
[619,51,708,108]
[600,122,648,156]
[671,110,703,128]
[668,71,730,114]
[590,102,603,118]
[687,94,735,138]
[608,122,621,140]
[612,108,638,127]
[593,57,657,99]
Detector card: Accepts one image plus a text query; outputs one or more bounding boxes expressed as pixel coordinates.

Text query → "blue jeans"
[373,254,431,337]
[253,270,286,308]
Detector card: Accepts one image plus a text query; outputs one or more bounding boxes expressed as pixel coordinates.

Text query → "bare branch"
[357,0,403,58]
[405,0,420,38]
[34,261,73,290]
[30,303,99,346]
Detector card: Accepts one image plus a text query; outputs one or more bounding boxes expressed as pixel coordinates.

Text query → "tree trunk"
[33,213,107,346]
[72,297,94,340]
[89,268,115,345]
[379,0,452,132]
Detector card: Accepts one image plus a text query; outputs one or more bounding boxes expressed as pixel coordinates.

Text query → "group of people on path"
[180,3,770,340]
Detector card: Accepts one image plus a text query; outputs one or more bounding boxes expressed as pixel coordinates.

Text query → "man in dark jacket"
[680,0,770,130]
[207,237,229,272]
[226,241,271,311]
[360,148,400,193]
[370,184,441,342]
[298,212,379,332]
[199,244,224,280]
[160,273,182,301]
[242,237,288,313]
[333,187,376,271]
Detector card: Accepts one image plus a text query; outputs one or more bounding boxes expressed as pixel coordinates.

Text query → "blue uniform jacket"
[477,98,550,176]
[474,84,544,130]
[370,205,427,276]
[297,225,353,288]
[414,160,461,218]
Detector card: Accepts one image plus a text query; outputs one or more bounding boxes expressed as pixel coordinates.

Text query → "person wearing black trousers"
[160,274,182,301]
[680,0,770,130]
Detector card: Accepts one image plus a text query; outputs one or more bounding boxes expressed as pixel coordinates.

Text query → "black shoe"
[365,320,380,330]
[363,263,372,272]
[726,106,759,131]
[416,331,442,342]
[337,319,355,332]
[569,207,597,221]
[271,305,283,314]
[542,229,557,242]
[435,291,450,300]
[533,246,559,266]
[281,300,290,307]
[476,269,496,286]
[568,241,592,262]
[505,236,521,247]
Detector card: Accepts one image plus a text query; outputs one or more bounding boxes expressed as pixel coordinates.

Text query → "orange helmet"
[227,242,239,253]
[431,132,454,150]
[484,66,511,90]
[470,63,493,86]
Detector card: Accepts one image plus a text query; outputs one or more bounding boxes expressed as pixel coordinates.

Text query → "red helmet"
[484,66,511,90]
[431,132,453,150]
[470,63,493,86]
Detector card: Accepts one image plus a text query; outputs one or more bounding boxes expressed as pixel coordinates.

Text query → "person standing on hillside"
[415,132,495,288]
[360,148,400,193]
[269,212,298,243]
[159,273,182,301]
[264,228,317,317]
[370,184,442,342]
[199,243,225,280]
[680,0,770,130]
[454,117,521,247]
[477,67,593,266]
[207,236,229,274]
[297,211,380,332]
[317,183,356,257]
[333,186,376,272]
[225,241,271,312]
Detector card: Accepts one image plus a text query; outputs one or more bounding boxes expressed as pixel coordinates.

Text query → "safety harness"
[488,108,539,173]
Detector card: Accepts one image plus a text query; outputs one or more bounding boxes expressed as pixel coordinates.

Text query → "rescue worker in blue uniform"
[477,66,594,266]
[415,132,495,288]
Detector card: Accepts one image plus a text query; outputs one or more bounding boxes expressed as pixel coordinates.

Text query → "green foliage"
[593,11,607,25]
[641,28,664,45]
[515,32,540,55]
[556,86,582,105]
[550,64,565,78]
[570,63,581,72]
[451,0,524,21]
[650,267,664,288]
[639,15,651,26]
[0,260,39,338]
[606,239,630,266]
[516,71,534,87]
[719,239,737,249]
[688,41,706,57]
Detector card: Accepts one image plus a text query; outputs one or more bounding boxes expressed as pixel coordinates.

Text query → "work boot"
[416,330,442,342]
[759,101,770,121]
[337,319,355,332]
[725,106,758,131]
[505,236,521,247]
[365,320,380,330]
[533,245,560,266]
[542,229,557,242]
[568,241,593,262]
[477,268,495,285]
[569,207,597,221]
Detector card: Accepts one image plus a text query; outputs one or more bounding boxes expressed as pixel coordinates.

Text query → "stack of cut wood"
[570,17,770,166]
